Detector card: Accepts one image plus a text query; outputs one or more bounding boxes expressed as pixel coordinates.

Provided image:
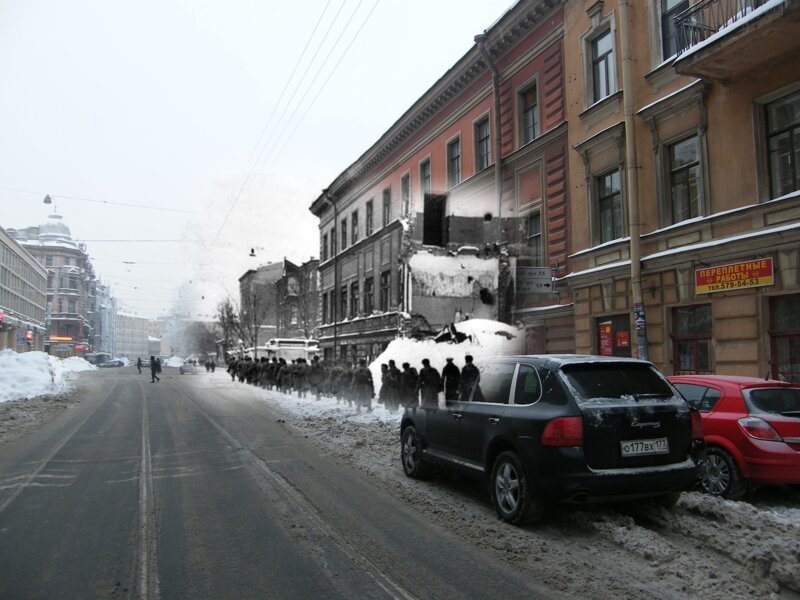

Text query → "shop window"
[770,294,800,383]
[672,304,712,374]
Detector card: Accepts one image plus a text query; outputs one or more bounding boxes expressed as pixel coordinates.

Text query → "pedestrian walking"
[149,355,160,383]
[351,359,374,412]
[385,360,401,412]
[136,357,142,374]
[400,362,419,407]
[458,354,480,400]
[442,357,461,402]
[417,358,441,408]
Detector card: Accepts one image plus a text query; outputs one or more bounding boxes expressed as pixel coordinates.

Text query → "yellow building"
[563,0,800,380]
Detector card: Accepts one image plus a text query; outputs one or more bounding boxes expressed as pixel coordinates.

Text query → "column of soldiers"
[225,353,481,412]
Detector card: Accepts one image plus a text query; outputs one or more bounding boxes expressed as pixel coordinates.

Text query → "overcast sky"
[1,0,509,319]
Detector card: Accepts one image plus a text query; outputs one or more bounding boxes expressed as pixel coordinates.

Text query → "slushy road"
[0,367,555,599]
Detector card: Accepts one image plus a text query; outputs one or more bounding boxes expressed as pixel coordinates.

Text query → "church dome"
[39,213,73,242]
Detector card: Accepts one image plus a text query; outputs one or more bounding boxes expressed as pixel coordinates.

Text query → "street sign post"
[516,267,554,294]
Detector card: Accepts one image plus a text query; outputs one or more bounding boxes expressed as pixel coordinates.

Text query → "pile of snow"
[0,350,85,403]
[119,357,132,366]
[164,356,185,367]
[369,318,524,394]
[61,356,97,373]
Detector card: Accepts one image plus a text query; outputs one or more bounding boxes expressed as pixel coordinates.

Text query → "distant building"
[89,282,117,355]
[115,311,149,359]
[238,262,283,354]
[276,258,319,340]
[9,213,96,357]
[148,336,161,357]
[0,225,47,352]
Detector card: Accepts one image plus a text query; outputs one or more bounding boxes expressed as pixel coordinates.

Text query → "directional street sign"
[516,266,553,294]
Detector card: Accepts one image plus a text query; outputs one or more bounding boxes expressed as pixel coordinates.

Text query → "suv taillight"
[541,417,583,447]
[690,410,704,440]
[738,416,783,442]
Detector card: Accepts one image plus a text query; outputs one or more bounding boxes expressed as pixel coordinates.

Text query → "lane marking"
[137,383,160,600]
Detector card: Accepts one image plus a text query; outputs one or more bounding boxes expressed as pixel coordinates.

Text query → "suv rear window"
[746,387,800,417]
[560,363,673,403]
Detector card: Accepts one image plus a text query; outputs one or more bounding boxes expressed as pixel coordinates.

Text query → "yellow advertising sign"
[695,258,774,294]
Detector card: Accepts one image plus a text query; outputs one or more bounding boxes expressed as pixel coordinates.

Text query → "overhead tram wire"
[265,0,381,173]
[211,0,343,247]
[0,186,201,214]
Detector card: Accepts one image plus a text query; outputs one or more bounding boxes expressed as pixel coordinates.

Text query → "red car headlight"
[737,416,783,442]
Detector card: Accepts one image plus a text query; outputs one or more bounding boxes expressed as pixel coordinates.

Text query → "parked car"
[400,355,705,525]
[179,358,204,375]
[669,375,800,498]
[97,358,124,368]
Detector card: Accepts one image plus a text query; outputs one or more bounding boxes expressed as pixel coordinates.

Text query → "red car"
[668,375,800,498]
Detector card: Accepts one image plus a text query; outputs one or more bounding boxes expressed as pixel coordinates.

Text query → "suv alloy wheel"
[490,451,544,525]
[401,426,432,479]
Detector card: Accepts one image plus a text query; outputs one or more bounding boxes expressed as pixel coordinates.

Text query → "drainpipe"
[475,33,503,242]
[323,189,338,361]
[619,0,648,360]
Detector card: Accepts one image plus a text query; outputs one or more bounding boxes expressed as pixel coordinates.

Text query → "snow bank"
[61,356,97,373]
[165,356,184,367]
[368,318,524,393]
[0,350,77,403]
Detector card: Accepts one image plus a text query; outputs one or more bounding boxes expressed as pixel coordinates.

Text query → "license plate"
[620,437,669,457]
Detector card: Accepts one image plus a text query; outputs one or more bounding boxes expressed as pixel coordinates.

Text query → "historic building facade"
[115,311,149,359]
[0,225,47,352]
[9,213,96,357]
[309,0,572,363]
[275,258,319,340]
[563,0,800,380]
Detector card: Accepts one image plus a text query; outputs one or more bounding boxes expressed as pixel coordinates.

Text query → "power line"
[0,186,202,214]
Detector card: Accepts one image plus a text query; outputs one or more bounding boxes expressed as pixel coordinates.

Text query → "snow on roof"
[409,251,498,297]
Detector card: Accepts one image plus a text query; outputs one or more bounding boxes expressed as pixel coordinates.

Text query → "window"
[364,277,374,314]
[420,159,431,199]
[526,212,543,265]
[380,270,391,311]
[672,383,721,412]
[766,90,800,198]
[591,29,616,103]
[45,255,53,266]
[68,300,76,313]
[473,362,516,404]
[401,174,411,216]
[349,282,359,318]
[290,305,298,325]
[447,137,461,188]
[322,234,328,261]
[382,188,391,227]
[661,0,688,58]
[520,86,539,144]
[351,211,359,245]
[475,117,491,170]
[669,136,701,223]
[340,286,348,321]
[513,364,542,405]
[672,305,712,374]
[340,218,347,251]
[321,293,328,324]
[366,200,374,236]
[330,227,336,258]
[597,169,624,243]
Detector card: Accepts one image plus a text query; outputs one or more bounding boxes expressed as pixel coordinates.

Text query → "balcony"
[674,0,800,81]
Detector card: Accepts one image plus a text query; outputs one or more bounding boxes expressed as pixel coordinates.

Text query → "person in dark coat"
[458,354,480,401]
[136,357,143,374]
[441,357,461,403]
[308,356,325,400]
[149,355,160,383]
[417,358,441,407]
[399,362,419,407]
[351,359,374,412]
[378,364,390,407]
[385,360,401,412]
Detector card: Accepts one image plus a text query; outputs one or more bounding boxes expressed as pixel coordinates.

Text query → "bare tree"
[241,282,276,358]
[215,299,241,357]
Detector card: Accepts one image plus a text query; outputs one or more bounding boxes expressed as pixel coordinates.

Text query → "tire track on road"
[136,380,160,600]
[178,387,418,600]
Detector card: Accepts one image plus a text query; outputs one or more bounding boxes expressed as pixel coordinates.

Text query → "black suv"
[400,355,705,525]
